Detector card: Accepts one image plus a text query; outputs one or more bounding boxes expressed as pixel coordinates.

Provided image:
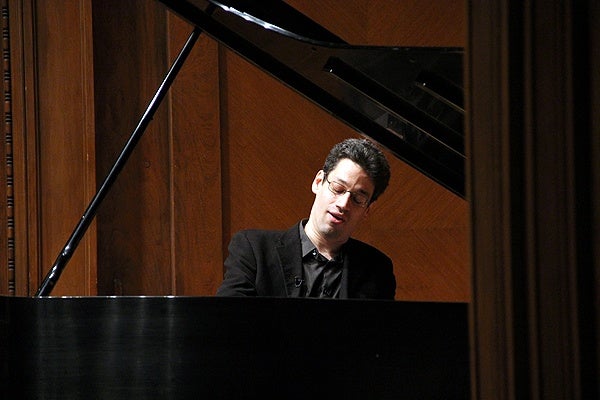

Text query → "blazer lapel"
[341,239,367,298]
[276,224,304,297]
[340,254,350,298]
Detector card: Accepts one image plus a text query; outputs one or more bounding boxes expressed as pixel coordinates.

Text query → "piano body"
[1,0,468,398]
[1,296,468,398]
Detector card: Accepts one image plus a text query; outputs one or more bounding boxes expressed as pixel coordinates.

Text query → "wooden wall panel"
[168,15,223,295]
[285,0,466,47]
[34,0,97,295]
[94,3,223,296]
[93,0,171,295]
[0,0,11,294]
[221,53,335,233]
[3,0,40,296]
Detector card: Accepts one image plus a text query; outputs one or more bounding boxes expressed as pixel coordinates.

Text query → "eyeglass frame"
[324,176,371,207]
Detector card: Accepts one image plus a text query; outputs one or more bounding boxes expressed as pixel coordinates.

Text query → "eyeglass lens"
[327,179,369,206]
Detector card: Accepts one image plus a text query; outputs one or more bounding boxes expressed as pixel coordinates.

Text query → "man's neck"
[304,219,346,260]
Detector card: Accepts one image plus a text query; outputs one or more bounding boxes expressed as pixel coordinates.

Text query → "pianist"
[216,138,395,299]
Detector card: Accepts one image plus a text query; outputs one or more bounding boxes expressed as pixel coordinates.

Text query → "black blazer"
[216,222,396,299]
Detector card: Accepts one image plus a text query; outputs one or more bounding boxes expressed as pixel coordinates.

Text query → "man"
[216,138,395,299]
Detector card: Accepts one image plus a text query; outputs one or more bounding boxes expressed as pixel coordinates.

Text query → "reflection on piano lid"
[158,0,465,198]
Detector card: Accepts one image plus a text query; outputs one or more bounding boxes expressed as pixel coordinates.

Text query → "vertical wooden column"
[0,0,16,295]
[1,0,97,296]
[4,0,42,296]
[167,14,223,295]
[35,0,97,296]
[93,0,172,295]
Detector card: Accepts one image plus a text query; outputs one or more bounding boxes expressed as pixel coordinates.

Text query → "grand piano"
[1,1,468,398]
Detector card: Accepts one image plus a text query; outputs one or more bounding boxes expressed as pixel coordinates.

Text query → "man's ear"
[312,170,325,194]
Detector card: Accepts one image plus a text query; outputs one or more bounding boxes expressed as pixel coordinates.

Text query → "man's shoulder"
[346,237,391,261]
[235,228,284,239]
[233,223,299,242]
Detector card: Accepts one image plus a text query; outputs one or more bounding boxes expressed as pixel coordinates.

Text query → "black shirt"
[299,222,343,298]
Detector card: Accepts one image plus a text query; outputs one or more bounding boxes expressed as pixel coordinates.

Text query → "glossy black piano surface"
[1,296,469,399]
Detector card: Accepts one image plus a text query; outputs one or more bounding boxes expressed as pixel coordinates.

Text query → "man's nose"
[335,192,352,209]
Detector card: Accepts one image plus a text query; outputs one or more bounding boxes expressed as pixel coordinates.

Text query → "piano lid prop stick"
[35,27,202,297]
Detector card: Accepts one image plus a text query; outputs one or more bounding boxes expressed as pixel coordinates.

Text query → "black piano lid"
[158,0,465,198]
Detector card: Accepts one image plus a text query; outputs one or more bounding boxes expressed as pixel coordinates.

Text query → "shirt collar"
[299,220,316,258]
[299,220,344,262]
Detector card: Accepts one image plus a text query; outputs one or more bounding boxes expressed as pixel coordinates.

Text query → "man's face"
[308,158,374,243]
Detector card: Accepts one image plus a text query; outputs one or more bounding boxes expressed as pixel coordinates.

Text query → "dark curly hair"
[322,138,391,203]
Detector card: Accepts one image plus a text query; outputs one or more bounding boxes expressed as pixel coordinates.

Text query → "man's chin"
[322,225,346,240]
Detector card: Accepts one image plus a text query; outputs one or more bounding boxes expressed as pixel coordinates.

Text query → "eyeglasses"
[325,177,370,207]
